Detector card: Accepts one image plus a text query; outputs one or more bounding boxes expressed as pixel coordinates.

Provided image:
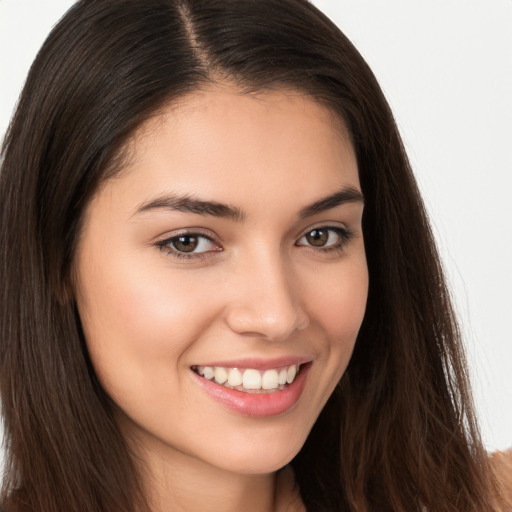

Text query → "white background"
[1,0,511,451]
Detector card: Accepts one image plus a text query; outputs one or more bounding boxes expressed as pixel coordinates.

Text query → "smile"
[191,360,311,417]
[192,364,300,393]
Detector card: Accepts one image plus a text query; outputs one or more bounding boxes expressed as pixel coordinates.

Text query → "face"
[74,86,368,477]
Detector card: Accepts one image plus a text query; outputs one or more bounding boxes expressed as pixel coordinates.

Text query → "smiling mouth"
[191,364,302,394]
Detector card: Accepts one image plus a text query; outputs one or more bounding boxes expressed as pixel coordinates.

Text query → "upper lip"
[192,356,312,371]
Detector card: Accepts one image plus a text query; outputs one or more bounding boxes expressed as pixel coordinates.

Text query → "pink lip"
[192,362,311,417]
[193,356,311,371]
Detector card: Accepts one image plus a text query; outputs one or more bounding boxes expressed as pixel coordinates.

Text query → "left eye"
[166,234,216,254]
[297,227,345,248]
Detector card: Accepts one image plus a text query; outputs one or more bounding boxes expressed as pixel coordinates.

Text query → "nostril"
[295,309,310,332]
[225,305,309,341]
[222,263,309,340]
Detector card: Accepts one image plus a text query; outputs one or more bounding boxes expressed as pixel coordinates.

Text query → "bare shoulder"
[491,449,512,511]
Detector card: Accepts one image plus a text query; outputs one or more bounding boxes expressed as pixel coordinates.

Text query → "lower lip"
[193,364,310,417]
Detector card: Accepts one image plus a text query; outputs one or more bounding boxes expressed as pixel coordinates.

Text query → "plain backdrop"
[1,0,511,452]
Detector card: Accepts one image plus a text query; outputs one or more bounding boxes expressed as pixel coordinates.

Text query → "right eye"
[156,232,221,259]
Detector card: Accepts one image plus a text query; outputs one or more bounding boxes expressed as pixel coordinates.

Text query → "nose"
[224,251,309,341]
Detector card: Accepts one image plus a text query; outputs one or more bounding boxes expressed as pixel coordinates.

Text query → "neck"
[130,437,302,512]
[149,452,276,512]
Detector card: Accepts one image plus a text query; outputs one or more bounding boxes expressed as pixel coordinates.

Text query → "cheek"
[307,259,368,339]
[303,256,368,389]
[75,247,217,394]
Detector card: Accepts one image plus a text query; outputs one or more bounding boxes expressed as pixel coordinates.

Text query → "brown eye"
[297,227,350,250]
[305,229,329,247]
[171,235,199,253]
[156,232,219,259]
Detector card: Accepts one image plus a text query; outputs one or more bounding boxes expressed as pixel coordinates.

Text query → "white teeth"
[261,369,279,390]
[214,367,228,384]
[195,364,301,393]
[286,365,297,384]
[227,368,243,387]
[243,369,262,390]
[203,366,214,380]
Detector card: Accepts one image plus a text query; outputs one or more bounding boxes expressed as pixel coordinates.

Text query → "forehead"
[93,86,359,218]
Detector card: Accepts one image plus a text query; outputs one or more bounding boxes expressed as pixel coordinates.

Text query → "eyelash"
[156,226,354,261]
[296,226,353,254]
[155,231,219,261]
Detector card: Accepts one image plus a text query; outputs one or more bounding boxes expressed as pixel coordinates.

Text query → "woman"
[0,0,508,511]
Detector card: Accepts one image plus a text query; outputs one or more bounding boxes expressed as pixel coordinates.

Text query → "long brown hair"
[0,0,499,510]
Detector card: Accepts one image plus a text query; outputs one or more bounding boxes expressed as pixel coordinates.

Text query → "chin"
[197,417,312,475]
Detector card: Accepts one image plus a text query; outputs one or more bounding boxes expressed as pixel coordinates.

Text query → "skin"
[74,85,368,512]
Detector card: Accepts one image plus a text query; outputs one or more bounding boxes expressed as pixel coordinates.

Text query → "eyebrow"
[298,186,364,219]
[134,186,364,221]
[135,194,245,221]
